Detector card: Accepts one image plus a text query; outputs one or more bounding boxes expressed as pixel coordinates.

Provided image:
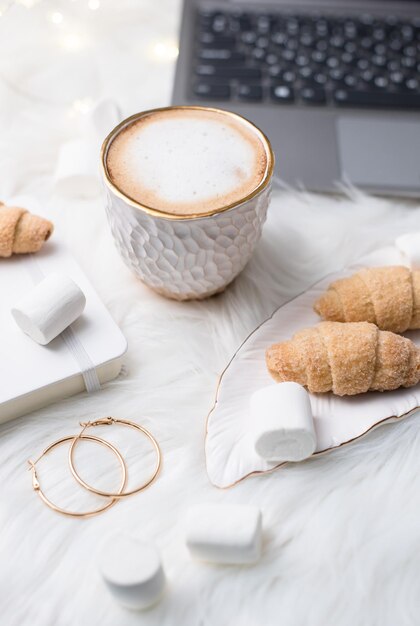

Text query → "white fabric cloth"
[1,3,420,626]
[53,100,121,197]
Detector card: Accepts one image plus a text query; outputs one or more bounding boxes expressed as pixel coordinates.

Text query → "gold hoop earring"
[28,434,127,518]
[69,417,161,499]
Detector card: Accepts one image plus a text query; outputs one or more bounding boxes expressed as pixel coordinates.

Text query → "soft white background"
[1,1,420,624]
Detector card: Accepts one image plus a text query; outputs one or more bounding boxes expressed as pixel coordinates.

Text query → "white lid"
[99,533,162,586]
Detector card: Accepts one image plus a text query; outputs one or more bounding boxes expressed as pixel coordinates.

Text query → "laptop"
[172,0,420,196]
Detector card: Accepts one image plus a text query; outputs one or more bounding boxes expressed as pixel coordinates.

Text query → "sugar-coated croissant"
[0,203,53,258]
[266,321,420,396]
[314,266,420,333]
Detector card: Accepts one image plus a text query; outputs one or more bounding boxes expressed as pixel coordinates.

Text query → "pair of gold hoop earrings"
[28,417,162,518]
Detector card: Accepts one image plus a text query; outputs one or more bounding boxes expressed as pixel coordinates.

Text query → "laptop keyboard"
[192,9,420,109]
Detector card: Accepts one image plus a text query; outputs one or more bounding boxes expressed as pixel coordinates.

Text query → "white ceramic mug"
[100,106,274,301]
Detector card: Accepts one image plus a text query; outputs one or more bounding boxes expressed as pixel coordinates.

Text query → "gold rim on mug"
[100,105,275,221]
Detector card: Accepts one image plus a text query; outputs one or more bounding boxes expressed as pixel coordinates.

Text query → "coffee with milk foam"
[105,108,268,216]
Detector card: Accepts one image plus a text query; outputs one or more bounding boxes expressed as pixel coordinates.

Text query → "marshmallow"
[250,382,316,463]
[186,503,262,565]
[395,232,420,269]
[99,534,166,611]
[11,273,86,345]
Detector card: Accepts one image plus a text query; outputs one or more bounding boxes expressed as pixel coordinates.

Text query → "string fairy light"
[150,39,179,62]
[15,0,41,7]
[70,97,95,115]
[49,10,64,24]
[0,0,97,108]
[0,0,13,17]
[60,32,86,51]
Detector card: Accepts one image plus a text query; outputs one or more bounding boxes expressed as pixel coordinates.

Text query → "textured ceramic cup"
[100,106,274,300]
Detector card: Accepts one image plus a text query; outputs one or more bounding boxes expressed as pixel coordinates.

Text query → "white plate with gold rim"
[205,246,420,488]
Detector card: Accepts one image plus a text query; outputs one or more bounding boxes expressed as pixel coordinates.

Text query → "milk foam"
[105,109,268,216]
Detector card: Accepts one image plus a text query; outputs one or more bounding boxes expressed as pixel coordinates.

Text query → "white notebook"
[0,219,127,423]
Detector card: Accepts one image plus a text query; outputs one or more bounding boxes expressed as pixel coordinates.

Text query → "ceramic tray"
[205,246,420,488]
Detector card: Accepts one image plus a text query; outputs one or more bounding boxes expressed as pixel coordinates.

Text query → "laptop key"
[211,15,227,33]
[198,34,236,48]
[330,35,345,48]
[299,66,314,79]
[329,67,345,82]
[312,50,326,63]
[300,33,315,48]
[296,53,310,67]
[373,75,388,88]
[237,14,252,31]
[360,37,374,50]
[252,48,266,61]
[403,45,417,57]
[196,65,262,80]
[374,43,387,55]
[241,31,257,45]
[300,85,326,104]
[406,78,419,90]
[360,69,375,83]
[401,25,414,40]
[193,82,231,99]
[268,65,283,78]
[256,15,271,33]
[390,71,404,85]
[326,56,340,69]
[401,56,416,69]
[271,84,295,103]
[344,41,357,54]
[271,32,288,46]
[314,72,328,85]
[373,27,386,41]
[372,55,387,67]
[282,70,297,83]
[266,53,279,65]
[237,84,263,101]
[343,73,358,87]
[281,49,296,62]
[334,89,420,108]
[387,59,401,71]
[285,38,299,51]
[341,52,354,65]
[199,50,245,63]
[390,38,403,52]
[316,39,328,52]
[256,36,270,48]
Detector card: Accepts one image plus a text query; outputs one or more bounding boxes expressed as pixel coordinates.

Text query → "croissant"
[314,266,420,333]
[0,203,53,258]
[266,321,420,396]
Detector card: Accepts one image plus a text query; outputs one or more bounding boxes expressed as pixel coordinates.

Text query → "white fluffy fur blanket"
[1,1,420,621]
[1,185,420,626]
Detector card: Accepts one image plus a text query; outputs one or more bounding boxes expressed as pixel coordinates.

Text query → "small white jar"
[99,533,166,610]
